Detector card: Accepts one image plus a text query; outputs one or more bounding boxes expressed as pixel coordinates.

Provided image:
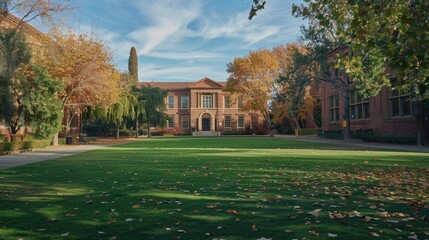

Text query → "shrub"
[222,131,248,136]
[0,140,51,152]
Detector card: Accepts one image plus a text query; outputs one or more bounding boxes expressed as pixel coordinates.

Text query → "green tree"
[0,29,31,134]
[135,85,168,138]
[108,91,138,139]
[292,0,429,145]
[7,64,63,139]
[16,64,63,139]
[128,46,138,84]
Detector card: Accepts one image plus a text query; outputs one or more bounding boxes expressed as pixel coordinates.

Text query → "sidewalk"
[274,134,429,153]
[0,137,138,170]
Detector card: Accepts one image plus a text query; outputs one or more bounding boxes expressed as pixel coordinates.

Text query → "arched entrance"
[202,113,211,131]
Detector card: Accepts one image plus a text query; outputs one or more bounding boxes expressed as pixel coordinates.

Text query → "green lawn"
[0,137,428,240]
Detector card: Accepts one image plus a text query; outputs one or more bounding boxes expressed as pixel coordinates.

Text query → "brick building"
[140,77,264,135]
[321,48,417,137]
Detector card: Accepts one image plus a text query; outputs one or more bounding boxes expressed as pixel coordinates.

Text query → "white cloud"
[129,0,202,55]
[141,65,225,82]
[199,11,280,47]
[145,50,222,60]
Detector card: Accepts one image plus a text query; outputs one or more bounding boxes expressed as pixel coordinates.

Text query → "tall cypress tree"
[128,47,138,84]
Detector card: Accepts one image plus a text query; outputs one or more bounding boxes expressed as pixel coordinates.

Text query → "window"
[237,96,243,108]
[329,94,340,122]
[350,90,370,120]
[168,115,174,128]
[181,96,189,109]
[181,116,189,129]
[237,115,244,128]
[202,95,213,108]
[224,115,231,128]
[168,96,174,109]
[390,87,412,117]
[224,96,230,108]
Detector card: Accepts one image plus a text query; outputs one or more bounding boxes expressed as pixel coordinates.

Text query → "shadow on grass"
[0,137,428,239]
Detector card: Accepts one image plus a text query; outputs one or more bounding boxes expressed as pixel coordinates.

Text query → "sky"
[64,0,306,82]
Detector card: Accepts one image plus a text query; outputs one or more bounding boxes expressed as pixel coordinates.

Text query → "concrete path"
[0,144,114,170]
[274,134,429,153]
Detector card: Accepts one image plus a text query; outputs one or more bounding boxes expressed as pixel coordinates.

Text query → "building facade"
[321,48,417,136]
[140,77,264,135]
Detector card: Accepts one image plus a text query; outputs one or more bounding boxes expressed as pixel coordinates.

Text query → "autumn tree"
[0,0,70,26]
[271,43,319,129]
[41,30,120,133]
[226,49,279,135]
[128,46,138,84]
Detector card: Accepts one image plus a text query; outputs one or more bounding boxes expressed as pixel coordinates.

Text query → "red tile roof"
[138,78,226,91]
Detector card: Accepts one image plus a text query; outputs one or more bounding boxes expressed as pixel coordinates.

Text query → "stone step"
[192,131,220,137]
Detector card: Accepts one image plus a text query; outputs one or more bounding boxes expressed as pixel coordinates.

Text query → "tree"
[135,85,168,138]
[271,43,318,129]
[128,46,138,84]
[41,31,121,133]
[0,28,31,135]
[0,0,70,27]
[4,63,62,139]
[93,90,138,139]
[14,64,63,139]
[292,1,429,145]
[249,1,429,144]
[127,47,142,137]
[226,49,279,135]
[248,0,266,20]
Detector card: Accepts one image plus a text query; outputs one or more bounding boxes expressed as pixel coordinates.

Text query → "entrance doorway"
[202,113,211,131]
[202,118,210,131]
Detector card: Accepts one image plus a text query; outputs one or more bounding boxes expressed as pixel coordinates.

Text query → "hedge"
[0,140,52,153]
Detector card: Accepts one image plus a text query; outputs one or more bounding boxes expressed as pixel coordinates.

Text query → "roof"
[0,11,45,39]
[139,77,226,91]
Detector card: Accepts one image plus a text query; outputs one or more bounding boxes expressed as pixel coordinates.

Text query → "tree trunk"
[52,132,59,146]
[414,100,429,146]
[342,90,351,141]
[116,125,120,139]
[135,118,139,138]
[147,113,151,138]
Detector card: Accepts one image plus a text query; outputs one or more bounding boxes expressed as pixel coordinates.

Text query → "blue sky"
[66,0,305,82]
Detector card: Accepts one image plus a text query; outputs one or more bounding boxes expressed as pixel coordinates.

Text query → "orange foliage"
[40,31,120,108]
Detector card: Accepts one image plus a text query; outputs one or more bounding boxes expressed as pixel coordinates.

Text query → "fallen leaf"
[408,235,418,240]
[328,233,338,237]
[308,209,322,217]
[256,237,272,240]
[47,218,57,223]
[132,204,140,209]
[252,224,257,231]
[370,232,379,237]
[227,210,240,215]
[60,232,69,236]
[125,218,134,222]
[177,229,186,233]
[285,229,294,234]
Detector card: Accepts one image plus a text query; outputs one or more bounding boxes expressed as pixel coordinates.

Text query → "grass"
[0,136,428,240]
